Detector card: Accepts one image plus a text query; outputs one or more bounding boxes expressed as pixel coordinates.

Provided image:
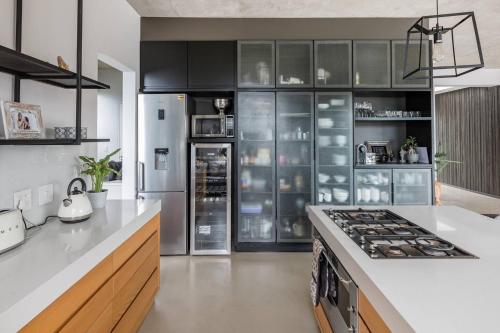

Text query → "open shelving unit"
[0,0,110,145]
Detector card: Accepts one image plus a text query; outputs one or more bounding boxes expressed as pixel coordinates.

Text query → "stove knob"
[348,226,355,235]
[341,223,348,231]
[360,236,366,244]
[369,244,377,253]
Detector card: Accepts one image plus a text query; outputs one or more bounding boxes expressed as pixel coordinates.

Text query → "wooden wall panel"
[436,87,500,197]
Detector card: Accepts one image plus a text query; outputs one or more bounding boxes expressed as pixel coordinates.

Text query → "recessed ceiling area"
[127,0,500,68]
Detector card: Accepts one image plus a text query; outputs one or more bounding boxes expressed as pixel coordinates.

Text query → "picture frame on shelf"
[366,140,392,162]
[1,101,45,139]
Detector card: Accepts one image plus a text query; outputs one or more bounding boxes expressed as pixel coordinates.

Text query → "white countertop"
[0,199,161,332]
[307,205,500,333]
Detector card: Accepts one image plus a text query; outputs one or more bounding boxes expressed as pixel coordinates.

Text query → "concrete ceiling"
[127,0,500,68]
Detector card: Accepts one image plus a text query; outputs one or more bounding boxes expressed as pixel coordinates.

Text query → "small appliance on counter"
[58,178,93,223]
[0,209,25,254]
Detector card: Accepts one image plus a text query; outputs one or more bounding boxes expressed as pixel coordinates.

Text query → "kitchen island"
[307,205,500,333]
[0,199,161,332]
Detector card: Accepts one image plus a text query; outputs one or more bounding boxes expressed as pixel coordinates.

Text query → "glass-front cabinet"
[276,92,314,242]
[190,144,231,255]
[393,169,432,205]
[276,41,313,88]
[354,169,392,205]
[314,41,352,88]
[392,40,430,88]
[238,92,276,242]
[238,41,275,88]
[353,40,391,88]
[316,92,353,205]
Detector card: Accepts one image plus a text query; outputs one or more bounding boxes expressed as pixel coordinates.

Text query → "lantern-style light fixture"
[403,0,484,79]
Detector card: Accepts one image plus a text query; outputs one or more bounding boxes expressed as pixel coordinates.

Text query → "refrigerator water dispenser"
[155,148,169,170]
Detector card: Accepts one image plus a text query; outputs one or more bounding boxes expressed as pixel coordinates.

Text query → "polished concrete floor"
[139,253,319,333]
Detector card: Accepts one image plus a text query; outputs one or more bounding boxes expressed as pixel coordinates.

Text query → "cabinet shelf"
[355,117,432,121]
[0,45,109,89]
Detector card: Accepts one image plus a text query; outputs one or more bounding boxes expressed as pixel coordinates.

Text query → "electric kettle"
[58,178,93,223]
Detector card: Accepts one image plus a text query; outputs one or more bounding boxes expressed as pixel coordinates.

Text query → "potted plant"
[434,150,461,205]
[79,149,121,209]
[402,136,419,163]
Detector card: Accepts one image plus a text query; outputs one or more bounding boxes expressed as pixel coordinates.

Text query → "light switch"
[38,184,54,206]
[14,189,32,210]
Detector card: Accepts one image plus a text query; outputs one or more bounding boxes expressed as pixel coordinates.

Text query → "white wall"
[97,67,123,160]
[0,0,140,222]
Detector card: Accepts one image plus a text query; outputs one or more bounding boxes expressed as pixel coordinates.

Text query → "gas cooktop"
[324,209,477,259]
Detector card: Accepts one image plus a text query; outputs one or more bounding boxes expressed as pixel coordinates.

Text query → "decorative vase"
[434,180,442,206]
[407,153,419,164]
[87,189,108,209]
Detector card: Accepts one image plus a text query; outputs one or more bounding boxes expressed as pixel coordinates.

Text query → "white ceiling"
[127,0,500,68]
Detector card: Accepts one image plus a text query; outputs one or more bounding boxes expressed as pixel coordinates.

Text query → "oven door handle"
[323,253,352,287]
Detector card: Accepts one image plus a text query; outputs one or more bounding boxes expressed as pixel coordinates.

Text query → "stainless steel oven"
[317,233,358,333]
[192,115,226,138]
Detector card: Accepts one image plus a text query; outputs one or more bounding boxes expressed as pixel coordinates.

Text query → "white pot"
[87,190,108,209]
[407,153,420,164]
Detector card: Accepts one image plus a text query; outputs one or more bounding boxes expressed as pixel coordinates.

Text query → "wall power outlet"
[14,189,32,210]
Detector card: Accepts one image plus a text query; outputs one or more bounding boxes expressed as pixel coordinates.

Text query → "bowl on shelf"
[318,173,331,184]
[333,175,347,183]
[318,103,330,110]
[332,154,347,166]
[333,188,349,202]
[318,118,334,129]
[318,136,332,147]
[330,99,346,106]
[333,135,347,147]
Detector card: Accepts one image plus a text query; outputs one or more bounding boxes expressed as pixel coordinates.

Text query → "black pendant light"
[403,0,484,79]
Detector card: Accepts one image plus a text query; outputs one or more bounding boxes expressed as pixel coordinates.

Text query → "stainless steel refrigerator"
[138,94,187,255]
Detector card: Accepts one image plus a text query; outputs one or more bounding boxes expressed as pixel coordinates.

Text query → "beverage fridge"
[138,94,188,255]
[190,143,232,255]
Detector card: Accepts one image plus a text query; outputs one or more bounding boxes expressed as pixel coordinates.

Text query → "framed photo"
[1,101,44,139]
[366,140,392,161]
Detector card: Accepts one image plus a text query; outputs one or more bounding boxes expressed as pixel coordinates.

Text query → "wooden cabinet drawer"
[87,303,113,333]
[359,315,371,333]
[112,269,159,333]
[59,278,113,333]
[313,304,334,333]
[20,255,113,333]
[112,246,159,327]
[359,290,391,333]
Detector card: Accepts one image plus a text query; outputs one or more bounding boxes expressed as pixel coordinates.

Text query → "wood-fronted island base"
[20,214,160,333]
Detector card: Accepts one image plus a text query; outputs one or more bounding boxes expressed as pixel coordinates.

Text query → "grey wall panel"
[436,87,500,197]
[141,18,415,41]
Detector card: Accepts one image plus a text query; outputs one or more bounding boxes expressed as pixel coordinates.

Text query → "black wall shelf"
[0,0,110,146]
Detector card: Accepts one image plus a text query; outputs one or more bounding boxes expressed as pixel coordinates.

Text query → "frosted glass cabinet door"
[353,40,391,88]
[354,169,392,205]
[316,92,353,206]
[315,41,352,88]
[238,92,276,242]
[393,169,432,205]
[276,92,314,242]
[392,40,430,88]
[238,41,275,88]
[276,41,313,88]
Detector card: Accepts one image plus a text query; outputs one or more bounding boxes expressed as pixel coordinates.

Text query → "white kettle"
[58,178,93,223]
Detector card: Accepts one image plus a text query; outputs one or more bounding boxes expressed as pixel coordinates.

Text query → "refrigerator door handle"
[138,161,145,191]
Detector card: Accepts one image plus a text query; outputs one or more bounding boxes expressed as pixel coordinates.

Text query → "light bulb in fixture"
[432,24,445,65]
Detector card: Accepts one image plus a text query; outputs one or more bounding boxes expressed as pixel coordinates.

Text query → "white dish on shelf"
[330,99,346,106]
[318,118,334,128]
[318,103,330,110]
[318,173,331,184]
[318,136,332,147]
[333,175,347,183]
[333,135,347,147]
[332,154,347,166]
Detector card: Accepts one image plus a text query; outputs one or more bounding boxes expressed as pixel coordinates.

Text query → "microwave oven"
[192,115,234,138]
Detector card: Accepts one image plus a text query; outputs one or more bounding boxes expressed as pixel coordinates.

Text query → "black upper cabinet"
[187,41,235,89]
[140,41,188,91]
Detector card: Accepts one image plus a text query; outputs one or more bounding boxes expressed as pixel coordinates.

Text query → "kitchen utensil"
[58,178,93,223]
[318,103,330,110]
[0,209,25,254]
[333,175,347,183]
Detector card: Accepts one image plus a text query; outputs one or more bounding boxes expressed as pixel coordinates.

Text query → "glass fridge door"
[238,92,276,242]
[315,92,353,206]
[190,143,231,255]
[276,92,314,242]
